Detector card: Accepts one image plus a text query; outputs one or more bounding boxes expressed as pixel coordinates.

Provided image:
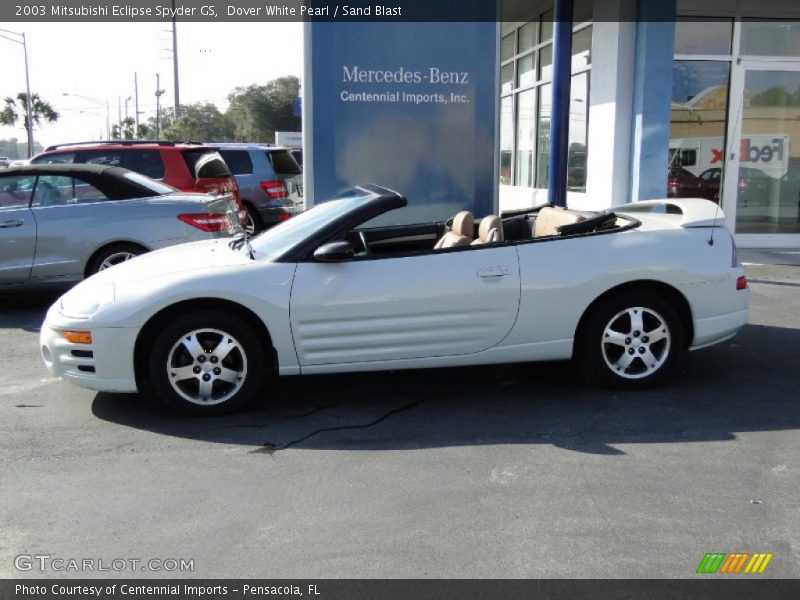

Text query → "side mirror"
[313,241,355,262]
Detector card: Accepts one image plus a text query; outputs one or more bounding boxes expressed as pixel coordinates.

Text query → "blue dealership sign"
[304,21,499,224]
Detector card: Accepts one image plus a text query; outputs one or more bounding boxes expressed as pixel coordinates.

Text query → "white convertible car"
[41,184,749,414]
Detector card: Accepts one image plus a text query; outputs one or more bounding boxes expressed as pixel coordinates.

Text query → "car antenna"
[710,93,744,246]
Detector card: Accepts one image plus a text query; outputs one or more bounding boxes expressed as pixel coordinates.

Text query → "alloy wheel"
[165,328,248,406]
[600,306,672,380]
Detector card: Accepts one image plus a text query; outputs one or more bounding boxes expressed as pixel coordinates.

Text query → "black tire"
[148,310,266,415]
[578,291,684,390]
[87,243,146,276]
[244,203,263,234]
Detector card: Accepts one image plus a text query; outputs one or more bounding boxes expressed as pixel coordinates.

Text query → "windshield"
[123,171,178,195]
[245,193,374,261]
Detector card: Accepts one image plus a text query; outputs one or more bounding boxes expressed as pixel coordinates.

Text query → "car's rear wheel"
[87,243,146,276]
[579,292,684,389]
[244,203,263,235]
[148,310,265,415]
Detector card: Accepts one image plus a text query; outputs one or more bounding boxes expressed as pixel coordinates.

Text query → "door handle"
[477,266,512,278]
[0,220,24,228]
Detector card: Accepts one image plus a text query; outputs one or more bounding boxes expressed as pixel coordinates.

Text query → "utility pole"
[155,73,165,138]
[134,72,140,135]
[171,0,180,116]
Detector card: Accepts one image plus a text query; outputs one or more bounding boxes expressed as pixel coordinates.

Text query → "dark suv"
[30,141,245,221]
[216,144,303,232]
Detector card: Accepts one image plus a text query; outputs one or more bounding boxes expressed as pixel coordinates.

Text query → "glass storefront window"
[669,60,730,201]
[500,97,514,186]
[674,18,733,55]
[535,84,552,189]
[572,26,592,71]
[517,54,535,88]
[515,90,536,187]
[502,32,515,61]
[736,69,800,234]
[539,44,553,81]
[500,6,591,191]
[518,21,537,53]
[568,72,589,192]
[741,20,800,57]
[501,63,514,94]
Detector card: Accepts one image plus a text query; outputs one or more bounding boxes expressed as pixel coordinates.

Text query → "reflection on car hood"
[88,239,250,286]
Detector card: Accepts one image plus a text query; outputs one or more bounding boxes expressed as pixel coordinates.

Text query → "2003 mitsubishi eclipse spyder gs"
[41,184,749,415]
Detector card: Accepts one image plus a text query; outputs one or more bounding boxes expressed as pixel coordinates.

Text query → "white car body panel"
[290,246,520,366]
[40,191,749,397]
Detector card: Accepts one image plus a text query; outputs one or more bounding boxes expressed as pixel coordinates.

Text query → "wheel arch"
[133,297,277,389]
[83,241,150,278]
[574,280,694,353]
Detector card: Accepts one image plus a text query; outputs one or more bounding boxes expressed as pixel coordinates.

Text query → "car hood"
[89,238,252,286]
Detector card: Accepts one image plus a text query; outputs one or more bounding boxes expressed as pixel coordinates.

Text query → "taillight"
[736,276,748,290]
[260,180,289,199]
[276,213,291,222]
[178,213,229,232]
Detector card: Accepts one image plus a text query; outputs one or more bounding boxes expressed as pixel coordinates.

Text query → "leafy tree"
[111,117,136,140]
[226,76,301,142]
[0,92,59,133]
[136,123,151,138]
[148,103,234,141]
[749,85,800,107]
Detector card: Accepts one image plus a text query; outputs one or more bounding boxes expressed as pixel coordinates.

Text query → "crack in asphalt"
[216,401,349,431]
[250,397,430,455]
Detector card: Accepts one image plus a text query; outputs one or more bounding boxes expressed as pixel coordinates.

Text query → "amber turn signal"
[62,331,92,344]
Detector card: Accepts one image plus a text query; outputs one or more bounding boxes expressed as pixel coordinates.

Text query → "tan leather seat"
[471,215,504,245]
[534,206,585,237]
[434,211,474,249]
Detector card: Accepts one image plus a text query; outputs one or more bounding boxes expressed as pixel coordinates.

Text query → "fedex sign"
[671,134,790,178]
[710,135,790,178]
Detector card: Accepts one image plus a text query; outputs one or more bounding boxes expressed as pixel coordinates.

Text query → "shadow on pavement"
[0,292,62,332]
[91,323,800,455]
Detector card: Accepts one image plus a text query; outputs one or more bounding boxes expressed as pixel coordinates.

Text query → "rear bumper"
[40,319,139,393]
[690,308,749,351]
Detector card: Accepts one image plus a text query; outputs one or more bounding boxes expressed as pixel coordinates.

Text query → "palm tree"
[0,92,59,134]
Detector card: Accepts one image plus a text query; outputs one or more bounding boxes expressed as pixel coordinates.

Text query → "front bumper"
[40,318,139,393]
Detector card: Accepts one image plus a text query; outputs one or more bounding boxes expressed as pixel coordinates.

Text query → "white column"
[578,0,637,211]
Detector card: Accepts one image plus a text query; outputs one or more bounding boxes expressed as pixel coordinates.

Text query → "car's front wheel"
[148,310,265,415]
[579,292,684,389]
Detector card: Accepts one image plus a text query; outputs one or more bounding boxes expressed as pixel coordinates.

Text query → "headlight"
[60,282,115,319]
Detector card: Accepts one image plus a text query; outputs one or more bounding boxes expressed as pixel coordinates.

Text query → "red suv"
[30,141,245,222]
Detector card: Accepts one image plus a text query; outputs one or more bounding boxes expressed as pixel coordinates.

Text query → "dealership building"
[305,0,800,247]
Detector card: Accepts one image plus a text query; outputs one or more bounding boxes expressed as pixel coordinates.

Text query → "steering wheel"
[358,231,371,256]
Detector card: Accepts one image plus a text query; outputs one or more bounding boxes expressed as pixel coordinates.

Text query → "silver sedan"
[0,163,240,290]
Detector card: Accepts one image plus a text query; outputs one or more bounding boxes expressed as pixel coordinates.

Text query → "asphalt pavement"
[1,256,798,578]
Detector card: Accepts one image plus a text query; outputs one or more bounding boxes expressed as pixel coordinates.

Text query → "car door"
[28,174,126,280]
[290,245,521,367]
[0,173,37,285]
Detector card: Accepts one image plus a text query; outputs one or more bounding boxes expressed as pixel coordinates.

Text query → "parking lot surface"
[1,254,798,578]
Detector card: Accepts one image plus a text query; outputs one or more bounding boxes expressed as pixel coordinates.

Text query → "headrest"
[478,215,503,242]
[451,211,474,237]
